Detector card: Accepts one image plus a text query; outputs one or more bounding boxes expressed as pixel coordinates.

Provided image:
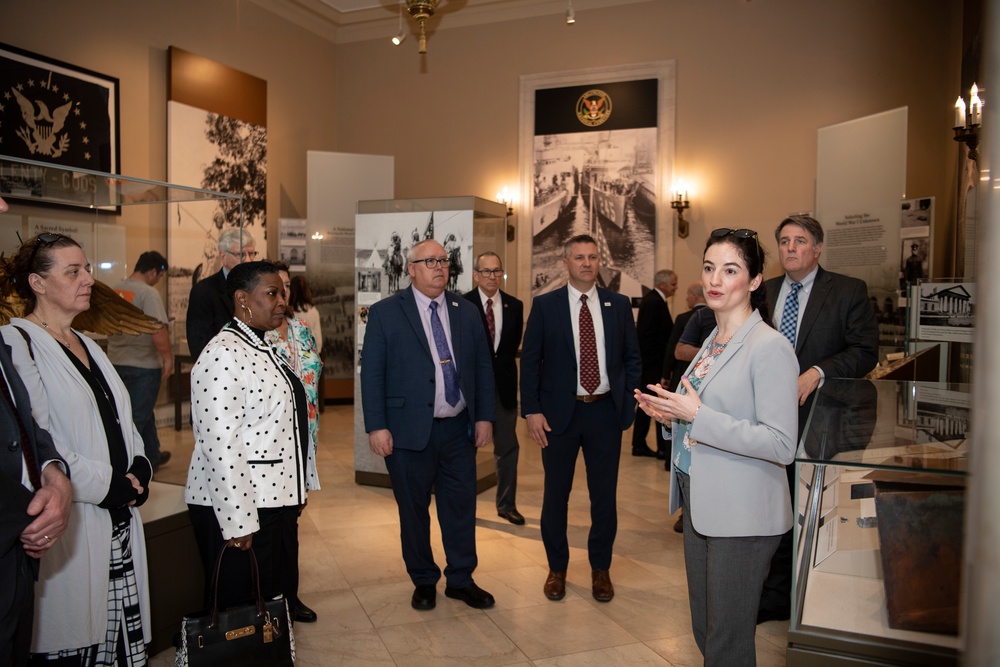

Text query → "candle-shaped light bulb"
[970,83,982,126]
[955,96,967,128]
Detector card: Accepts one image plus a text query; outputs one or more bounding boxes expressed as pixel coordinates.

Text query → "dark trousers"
[0,551,34,667]
[493,401,520,513]
[678,471,780,667]
[758,463,796,614]
[383,412,478,588]
[540,398,621,571]
[188,503,300,613]
[115,365,163,467]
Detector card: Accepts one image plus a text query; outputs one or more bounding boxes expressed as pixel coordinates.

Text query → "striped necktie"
[779,282,803,348]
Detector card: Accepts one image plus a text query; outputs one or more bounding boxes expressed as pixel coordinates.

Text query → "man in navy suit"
[520,234,641,603]
[464,252,525,525]
[757,214,878,623]
[361,239,497,611]
[0,232,73,666]
[185,227,257,360]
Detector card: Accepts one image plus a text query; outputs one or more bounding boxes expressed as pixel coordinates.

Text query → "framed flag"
[0,42,120,209]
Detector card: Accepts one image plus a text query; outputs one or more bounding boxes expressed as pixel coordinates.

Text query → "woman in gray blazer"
[636,228,798,667]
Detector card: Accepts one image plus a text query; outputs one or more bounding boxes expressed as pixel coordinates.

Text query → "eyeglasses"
[411,256,451,269]
[226,249,259,260]
[711,228,758,240]
[27,233,67,273]
[476,268,504,277]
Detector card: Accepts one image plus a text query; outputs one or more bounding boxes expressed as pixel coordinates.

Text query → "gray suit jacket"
[669,311,799,537]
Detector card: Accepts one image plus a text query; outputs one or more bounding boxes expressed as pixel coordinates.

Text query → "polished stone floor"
[149,405,789,666]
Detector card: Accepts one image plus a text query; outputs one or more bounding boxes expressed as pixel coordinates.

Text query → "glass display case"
[788,378,968,666]
[1,154,246,430]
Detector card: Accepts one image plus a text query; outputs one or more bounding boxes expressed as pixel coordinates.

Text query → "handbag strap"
[209,543,267,628]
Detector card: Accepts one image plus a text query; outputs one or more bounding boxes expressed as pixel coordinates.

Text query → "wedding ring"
[44,535,51,542]
[234,541,242,547]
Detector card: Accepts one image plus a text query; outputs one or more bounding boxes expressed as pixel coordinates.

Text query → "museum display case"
[787,378,968,666]
[353,196,508,487]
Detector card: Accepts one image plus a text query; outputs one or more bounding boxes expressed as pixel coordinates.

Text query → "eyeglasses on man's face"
[476,268,504,277]
[411,256,451,269]
[226,248,259,260]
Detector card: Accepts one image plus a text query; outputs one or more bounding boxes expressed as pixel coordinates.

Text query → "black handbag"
[175,544,295,667]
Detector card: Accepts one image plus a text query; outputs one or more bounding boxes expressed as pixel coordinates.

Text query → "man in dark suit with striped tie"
[758,214,878,623]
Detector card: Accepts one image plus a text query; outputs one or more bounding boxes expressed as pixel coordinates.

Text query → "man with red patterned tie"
[520,234,641,603]
[464,252,525,525]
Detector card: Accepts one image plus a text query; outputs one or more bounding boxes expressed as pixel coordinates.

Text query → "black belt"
[576,392,610,403]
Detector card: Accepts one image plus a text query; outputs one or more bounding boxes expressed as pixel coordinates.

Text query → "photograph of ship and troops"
[530,80,659,303]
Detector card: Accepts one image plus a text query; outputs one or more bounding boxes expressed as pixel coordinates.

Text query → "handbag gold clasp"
[225,625,257,641]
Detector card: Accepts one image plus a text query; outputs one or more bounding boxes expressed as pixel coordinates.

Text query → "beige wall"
[3,0,961,307]
[334,0,962,306]
[1,0,338,265]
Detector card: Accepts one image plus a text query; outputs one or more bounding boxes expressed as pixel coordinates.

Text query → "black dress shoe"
[656,449,667,460]
[158,451,172,465]
[498,509,525,525]
[412,584,436,610]
[444,583,495,609]
[632,446,657,457]
[294,598,318,623]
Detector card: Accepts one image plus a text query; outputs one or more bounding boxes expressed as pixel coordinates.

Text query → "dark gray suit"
[185,269,233,360]
[759,264,878,618]
[0,342,65,667]
[464,289,523,513]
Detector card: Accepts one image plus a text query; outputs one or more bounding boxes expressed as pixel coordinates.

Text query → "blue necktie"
[429,301,460,406]
[780,282,803,348]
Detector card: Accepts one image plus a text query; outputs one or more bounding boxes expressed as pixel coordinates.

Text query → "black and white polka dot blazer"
[184,319,307,539]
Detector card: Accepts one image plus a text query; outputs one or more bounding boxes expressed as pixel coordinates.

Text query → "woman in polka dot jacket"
[184,261,310,617]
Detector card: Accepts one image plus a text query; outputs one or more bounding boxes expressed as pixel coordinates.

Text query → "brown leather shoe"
[544,570,566,601]
[592,569,614,602]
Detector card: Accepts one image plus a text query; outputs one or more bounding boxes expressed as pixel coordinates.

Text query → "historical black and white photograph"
[899,237,929,287]
[531,79,659,302]
[917,282,975,343]
[900,196,934,231]
[166,99,267,341]
[913,386,970,448]
[279,217,307,271]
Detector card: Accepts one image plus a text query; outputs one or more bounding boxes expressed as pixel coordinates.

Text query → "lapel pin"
[604,301,611,307]
[451,301,458,307]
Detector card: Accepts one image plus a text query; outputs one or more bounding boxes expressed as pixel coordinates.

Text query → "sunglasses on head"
[711,228,758,240]
[27,233,67,273]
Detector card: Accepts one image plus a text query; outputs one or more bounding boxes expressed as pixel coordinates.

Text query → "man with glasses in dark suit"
[465,251,525,525]
[362,239,497,612]
[185,227,257,360]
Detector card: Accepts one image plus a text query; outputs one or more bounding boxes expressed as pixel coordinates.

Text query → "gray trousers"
[493,401,520,512]
[677,471,780,667]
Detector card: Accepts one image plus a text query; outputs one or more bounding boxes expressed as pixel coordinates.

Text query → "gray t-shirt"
[107,278,169,369]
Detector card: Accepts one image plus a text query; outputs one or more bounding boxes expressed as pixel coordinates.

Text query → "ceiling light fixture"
[403,0,442,54]
[566,0,575,25]
[392,1,406,45]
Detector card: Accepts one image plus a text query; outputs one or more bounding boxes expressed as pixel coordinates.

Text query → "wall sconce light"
[311,231,324,240]
[566,0,575,25]
[391,1,406,45]
[497,186,516,242]
[671,188,690,239]
[953,82,983,161]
